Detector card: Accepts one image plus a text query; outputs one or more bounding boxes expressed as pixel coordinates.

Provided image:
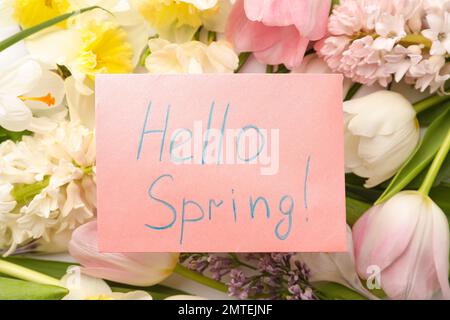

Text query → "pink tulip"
[353,191,450,300]
[226,0,331,69]
[69,221,179,286]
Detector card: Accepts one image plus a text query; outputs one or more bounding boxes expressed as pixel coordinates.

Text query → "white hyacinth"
[0,121,96,256]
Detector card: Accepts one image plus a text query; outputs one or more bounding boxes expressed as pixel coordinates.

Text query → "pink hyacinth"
[226,0,331,69]
[318,0,450,93]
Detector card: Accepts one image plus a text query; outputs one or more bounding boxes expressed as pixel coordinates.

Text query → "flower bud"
[344,91,420,187]
[69,221,179,286]
[353,191,450,299]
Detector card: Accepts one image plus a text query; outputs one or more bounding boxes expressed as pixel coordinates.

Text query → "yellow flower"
[13,0,71,28]
[74,20,133,78]
[139,0,203,30]
[136,0,226,42]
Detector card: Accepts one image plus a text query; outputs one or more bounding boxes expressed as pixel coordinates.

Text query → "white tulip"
[344,91,420,188]
[296,226,378,299]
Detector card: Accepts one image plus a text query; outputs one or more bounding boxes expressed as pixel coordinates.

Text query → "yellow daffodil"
[12,0,71,28]
[134,0,231,42]
[75,20,133,77]
[145,38,238,73]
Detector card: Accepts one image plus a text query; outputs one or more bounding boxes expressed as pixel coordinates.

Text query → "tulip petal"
[431,203,450,299]
[380,200,436,299]
[243,0,330,40]
[292,0,331,40]
[69,221,179,287]
[226,0,281,53]
[81,267,163,287]
[253,27,309,69]
[344,91,417,137]
[353,192,422,278]
[244,0,296,27]
[299,226,378,299]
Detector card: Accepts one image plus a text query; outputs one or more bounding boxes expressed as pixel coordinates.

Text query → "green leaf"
[235,52,251,73]
[0,6,101,52]
[2,257,187,299]
[346,197,371,226]
[376,107,450,204]
[0,276,68,300]
[344,83,362,101]
[2,257,70,279]
[345,173,383,202]
[417,100,450,127]
[313,282,368,300]
[56,64,72,79]
[0,127,32,143]
[430,184,450,218]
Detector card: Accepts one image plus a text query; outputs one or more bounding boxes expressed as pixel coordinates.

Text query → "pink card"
[95,74,346,252]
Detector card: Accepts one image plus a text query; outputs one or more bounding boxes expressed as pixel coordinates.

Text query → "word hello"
[136,102,280,175]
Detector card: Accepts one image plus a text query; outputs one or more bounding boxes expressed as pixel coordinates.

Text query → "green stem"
[229,253,257,270]
[193,27,202,41]
[207,31,217,43]
[138,46,151,67]
[174,264,228,293]
[0,258,60,286]
[419,128,450,195]
[413,94,450,114]
[235,52,251,73]
[266,65,274,73]
[0,6,102,52]
[344,83,362,101]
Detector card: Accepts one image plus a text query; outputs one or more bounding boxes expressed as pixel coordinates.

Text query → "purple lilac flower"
[180,252,316,300]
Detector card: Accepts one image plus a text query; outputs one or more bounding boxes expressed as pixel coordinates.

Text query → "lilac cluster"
[180,253,315,300]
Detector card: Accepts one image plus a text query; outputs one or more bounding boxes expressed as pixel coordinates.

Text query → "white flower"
[133,0,231,43]
[0,58,65,133]
[145,38,239,73]
[408,55,450,92]
[296,226,378,300]
[0,121,96,255]
[344,91,420,188]
[61,266,152,300]
[64,76,95,129]
[373,13,407,51]
[422,11,450,55]
[7,4,148,95]
[384,45,423,83]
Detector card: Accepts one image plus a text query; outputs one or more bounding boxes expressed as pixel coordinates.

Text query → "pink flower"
[319,0,450,93]
[353,191,450,300]
[68,221,179,286]
[226,0,331,69]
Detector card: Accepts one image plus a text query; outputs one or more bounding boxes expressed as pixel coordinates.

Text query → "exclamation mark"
[304,155,311,222]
